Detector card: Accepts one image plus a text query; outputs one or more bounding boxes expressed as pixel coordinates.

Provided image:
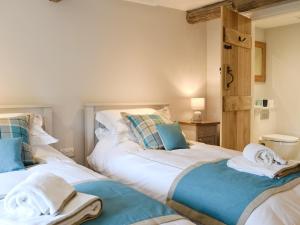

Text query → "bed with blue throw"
[167,159,300,225]
[76,180,183,225]
[0,149,194,225]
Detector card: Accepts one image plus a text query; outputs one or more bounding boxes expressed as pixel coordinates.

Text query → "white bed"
[85,103,300,225]
[0,105,193,225]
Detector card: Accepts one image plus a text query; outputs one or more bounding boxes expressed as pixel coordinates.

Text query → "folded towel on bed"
[0,192,102,225]
[227,156,300,179]
[243,143,287,166]
[4,172,76,218]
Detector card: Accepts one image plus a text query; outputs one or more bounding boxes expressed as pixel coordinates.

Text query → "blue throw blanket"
[74,180,182,225]
[167,159,300,225]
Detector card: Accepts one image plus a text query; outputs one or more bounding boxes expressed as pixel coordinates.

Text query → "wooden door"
[221,7,252,151]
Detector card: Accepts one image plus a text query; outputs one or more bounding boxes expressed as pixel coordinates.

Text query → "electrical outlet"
[60,147,75,158]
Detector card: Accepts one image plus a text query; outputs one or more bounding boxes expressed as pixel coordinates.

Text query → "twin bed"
[0,106,194,225]
[2,104,300,225]
[84,103,300,225]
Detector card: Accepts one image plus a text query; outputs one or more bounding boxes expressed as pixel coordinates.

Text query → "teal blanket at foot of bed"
[75,180,181,225]
[167,159,300,225]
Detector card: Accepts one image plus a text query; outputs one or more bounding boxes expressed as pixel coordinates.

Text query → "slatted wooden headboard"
[0,105,53,135]
[84,102,169,164]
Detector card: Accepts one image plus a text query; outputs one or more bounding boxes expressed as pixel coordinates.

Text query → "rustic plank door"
[221,7,252,151]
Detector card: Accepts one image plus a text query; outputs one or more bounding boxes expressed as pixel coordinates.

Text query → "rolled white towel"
[243,143,287,166]
[228,156,300,179]
[4,172,76,218]
[0,192,102,225]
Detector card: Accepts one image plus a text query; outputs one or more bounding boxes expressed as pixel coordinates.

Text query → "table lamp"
[191,98,205,122]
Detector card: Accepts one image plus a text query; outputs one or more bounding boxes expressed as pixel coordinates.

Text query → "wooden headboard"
[0,105,53,135]
[84,102,169,164]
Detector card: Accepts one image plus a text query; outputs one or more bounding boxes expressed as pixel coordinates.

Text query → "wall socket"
[60,147,75,158]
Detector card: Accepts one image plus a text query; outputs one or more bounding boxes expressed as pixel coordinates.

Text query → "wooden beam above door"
[187,0,299,24]
[186,1,233,24]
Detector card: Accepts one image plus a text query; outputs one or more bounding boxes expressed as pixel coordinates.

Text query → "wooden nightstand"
[179,121,220,146]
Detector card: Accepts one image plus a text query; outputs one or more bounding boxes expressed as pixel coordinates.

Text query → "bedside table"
[179,121,220,146]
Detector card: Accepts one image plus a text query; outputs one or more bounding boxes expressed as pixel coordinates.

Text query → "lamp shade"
[191,98,205,110]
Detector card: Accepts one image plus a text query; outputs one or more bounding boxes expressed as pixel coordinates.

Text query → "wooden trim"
[255,41,266,82]
[186,1,233,24]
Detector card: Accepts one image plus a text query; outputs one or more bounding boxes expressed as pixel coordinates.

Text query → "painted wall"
[252,27,277,142]
[0,0,206,163]
[252,23,300,142]
[206,19,221,122]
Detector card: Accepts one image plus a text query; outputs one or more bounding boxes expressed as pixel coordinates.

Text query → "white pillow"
[30,125,58,146]
[95,127,110,140]
[95,108,157,134]
[0,113,58,146]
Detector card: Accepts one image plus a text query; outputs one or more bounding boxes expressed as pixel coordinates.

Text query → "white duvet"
[88,141,300,225]
[0,146,193,225]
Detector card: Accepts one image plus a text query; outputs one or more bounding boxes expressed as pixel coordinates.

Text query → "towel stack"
[0,172,102,225]
[227,143,300,179]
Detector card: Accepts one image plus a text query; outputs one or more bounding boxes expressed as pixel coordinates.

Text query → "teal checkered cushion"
[124,114,166,149]
[0,115,34,165]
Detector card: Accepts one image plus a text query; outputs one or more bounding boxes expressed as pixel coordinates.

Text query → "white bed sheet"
[88,141,300,225]
[0,145,193,225]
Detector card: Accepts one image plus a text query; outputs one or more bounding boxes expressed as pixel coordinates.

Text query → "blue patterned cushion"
[0,115,34,165]
[125,114,165,149]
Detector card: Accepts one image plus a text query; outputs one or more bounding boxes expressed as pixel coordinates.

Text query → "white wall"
[252,27,277,142]
[206,19,221,122]
[252,23,300,141]
[0,0,206,163]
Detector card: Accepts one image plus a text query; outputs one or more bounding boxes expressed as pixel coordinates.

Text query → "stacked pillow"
[95,107,189,151]
[95,108,158,145]
[123,114,166,149]
[0,113,58,172]
[0,115,34,166]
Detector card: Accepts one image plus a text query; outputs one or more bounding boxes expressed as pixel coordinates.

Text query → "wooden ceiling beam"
[186,0,233,24]
[233,0,300,12]
[187,0,299,24]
